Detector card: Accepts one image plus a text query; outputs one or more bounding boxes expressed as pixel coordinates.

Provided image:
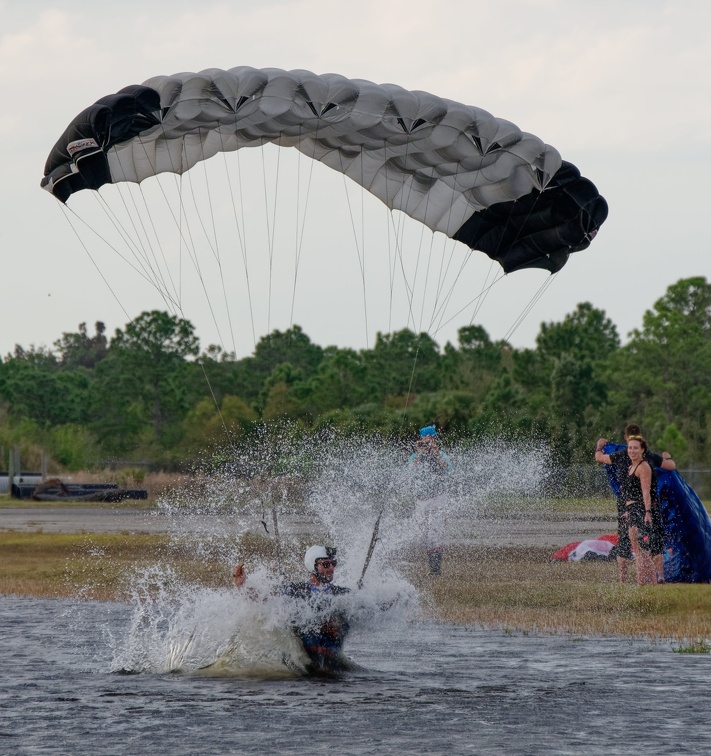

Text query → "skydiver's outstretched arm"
[232,563,263,601]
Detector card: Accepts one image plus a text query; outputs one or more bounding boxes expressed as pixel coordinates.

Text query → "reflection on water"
[2,594,711,755]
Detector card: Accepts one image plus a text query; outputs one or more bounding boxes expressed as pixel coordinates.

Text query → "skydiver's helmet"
[304,545,337,573]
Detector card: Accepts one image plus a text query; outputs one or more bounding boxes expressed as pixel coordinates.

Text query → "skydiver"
[233,545,351,672]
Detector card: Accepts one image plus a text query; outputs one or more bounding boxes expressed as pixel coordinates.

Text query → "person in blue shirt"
[408,426,452,575]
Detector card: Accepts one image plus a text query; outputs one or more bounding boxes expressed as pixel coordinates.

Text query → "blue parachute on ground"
[602,443,711,583]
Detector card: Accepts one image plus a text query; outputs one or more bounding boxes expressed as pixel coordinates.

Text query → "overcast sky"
[1,0,709,359]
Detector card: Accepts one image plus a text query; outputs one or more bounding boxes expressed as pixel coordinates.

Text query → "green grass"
[672,639,711,654]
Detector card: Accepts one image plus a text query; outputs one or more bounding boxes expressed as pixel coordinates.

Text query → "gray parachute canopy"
[41,66,607,274]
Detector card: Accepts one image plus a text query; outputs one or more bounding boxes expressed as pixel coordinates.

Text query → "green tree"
[54,321,108,369]
[469,370,545,442]
[181,394,258,454]
[90,311,200,454]
[261,364,313,422]
[0,349,91,426]
[605,277,711,464]
[363,329,442,401]
[440,325,506,402]
[511,302,620,459]
[307,347,369,411]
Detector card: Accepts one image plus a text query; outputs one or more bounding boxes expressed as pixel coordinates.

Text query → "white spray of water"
[109,429,550,676]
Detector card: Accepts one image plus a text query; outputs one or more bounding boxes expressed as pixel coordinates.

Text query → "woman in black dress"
[621,435,657,585]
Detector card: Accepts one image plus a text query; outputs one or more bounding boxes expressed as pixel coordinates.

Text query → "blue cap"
[419,426,437,438]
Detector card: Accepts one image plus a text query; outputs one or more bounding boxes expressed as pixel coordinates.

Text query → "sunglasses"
[317,560,337,568]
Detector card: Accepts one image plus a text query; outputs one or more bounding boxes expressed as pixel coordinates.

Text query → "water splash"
[109,429,549,676]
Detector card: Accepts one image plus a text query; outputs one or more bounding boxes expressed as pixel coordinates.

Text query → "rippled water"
[3,595,711,755]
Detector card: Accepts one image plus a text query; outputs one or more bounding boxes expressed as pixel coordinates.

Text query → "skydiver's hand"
[232,563,247,588]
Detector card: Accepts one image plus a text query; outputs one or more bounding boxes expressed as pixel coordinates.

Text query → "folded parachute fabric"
[550,534,618,562]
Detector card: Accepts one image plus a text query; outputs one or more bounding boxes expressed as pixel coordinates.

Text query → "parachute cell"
[41,66,608,274]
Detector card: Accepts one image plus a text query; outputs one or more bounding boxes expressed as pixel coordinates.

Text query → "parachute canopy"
[41,66,608,275]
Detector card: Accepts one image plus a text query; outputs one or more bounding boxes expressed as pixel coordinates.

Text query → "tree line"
[1,276,709,471]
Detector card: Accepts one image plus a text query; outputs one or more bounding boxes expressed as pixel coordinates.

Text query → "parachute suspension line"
[380,141,421,335]
[62,198,231,444]
[431,273,507,337]
[399,341,421,434]
[107,128,229,344]
[86,191,173,307]
[428,232,493,338]
[260,140,281,334]
[384,143,395,336]
[104,153,180,310]
[385,209,418,334]
[114,148,230,436]
[60,200,230,444]
[397,138,434,336]
[416,221,436,334]
[503,272,559,343]
[424,163,473,336]
[468,260,498,326]
[382,137,434,430]
[177,172,231,438]
[399,162,440,426]
[421,181,471,338]
[57,203,132,321]
[221,142,257,348]
[114,131,205,312]
[432,161,464,314]
[172,139,231,351]
[357,147,369,345]
[129,128,232,437]
[428,240,473,337]
[289,135,303,329]
[195,132,238,355]
[90,145,183,313]
[388,138,427,337]
[288,129,318,329]
[338,151,370,346]
[147,133,232,439]
[111,133,233,363]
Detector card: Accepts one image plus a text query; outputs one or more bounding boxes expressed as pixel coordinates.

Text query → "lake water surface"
[2,594,711,755]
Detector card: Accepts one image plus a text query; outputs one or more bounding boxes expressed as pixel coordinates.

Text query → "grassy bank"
[419,545,711,643]
[2,531,710,645]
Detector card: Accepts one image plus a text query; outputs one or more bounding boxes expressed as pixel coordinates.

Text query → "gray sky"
[2,0,709,359]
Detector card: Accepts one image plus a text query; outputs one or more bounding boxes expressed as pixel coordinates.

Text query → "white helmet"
[304,545,336,572]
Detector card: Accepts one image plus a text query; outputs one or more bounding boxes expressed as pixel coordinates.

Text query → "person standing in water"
[233,545,351,671]
[408,426,452,575]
